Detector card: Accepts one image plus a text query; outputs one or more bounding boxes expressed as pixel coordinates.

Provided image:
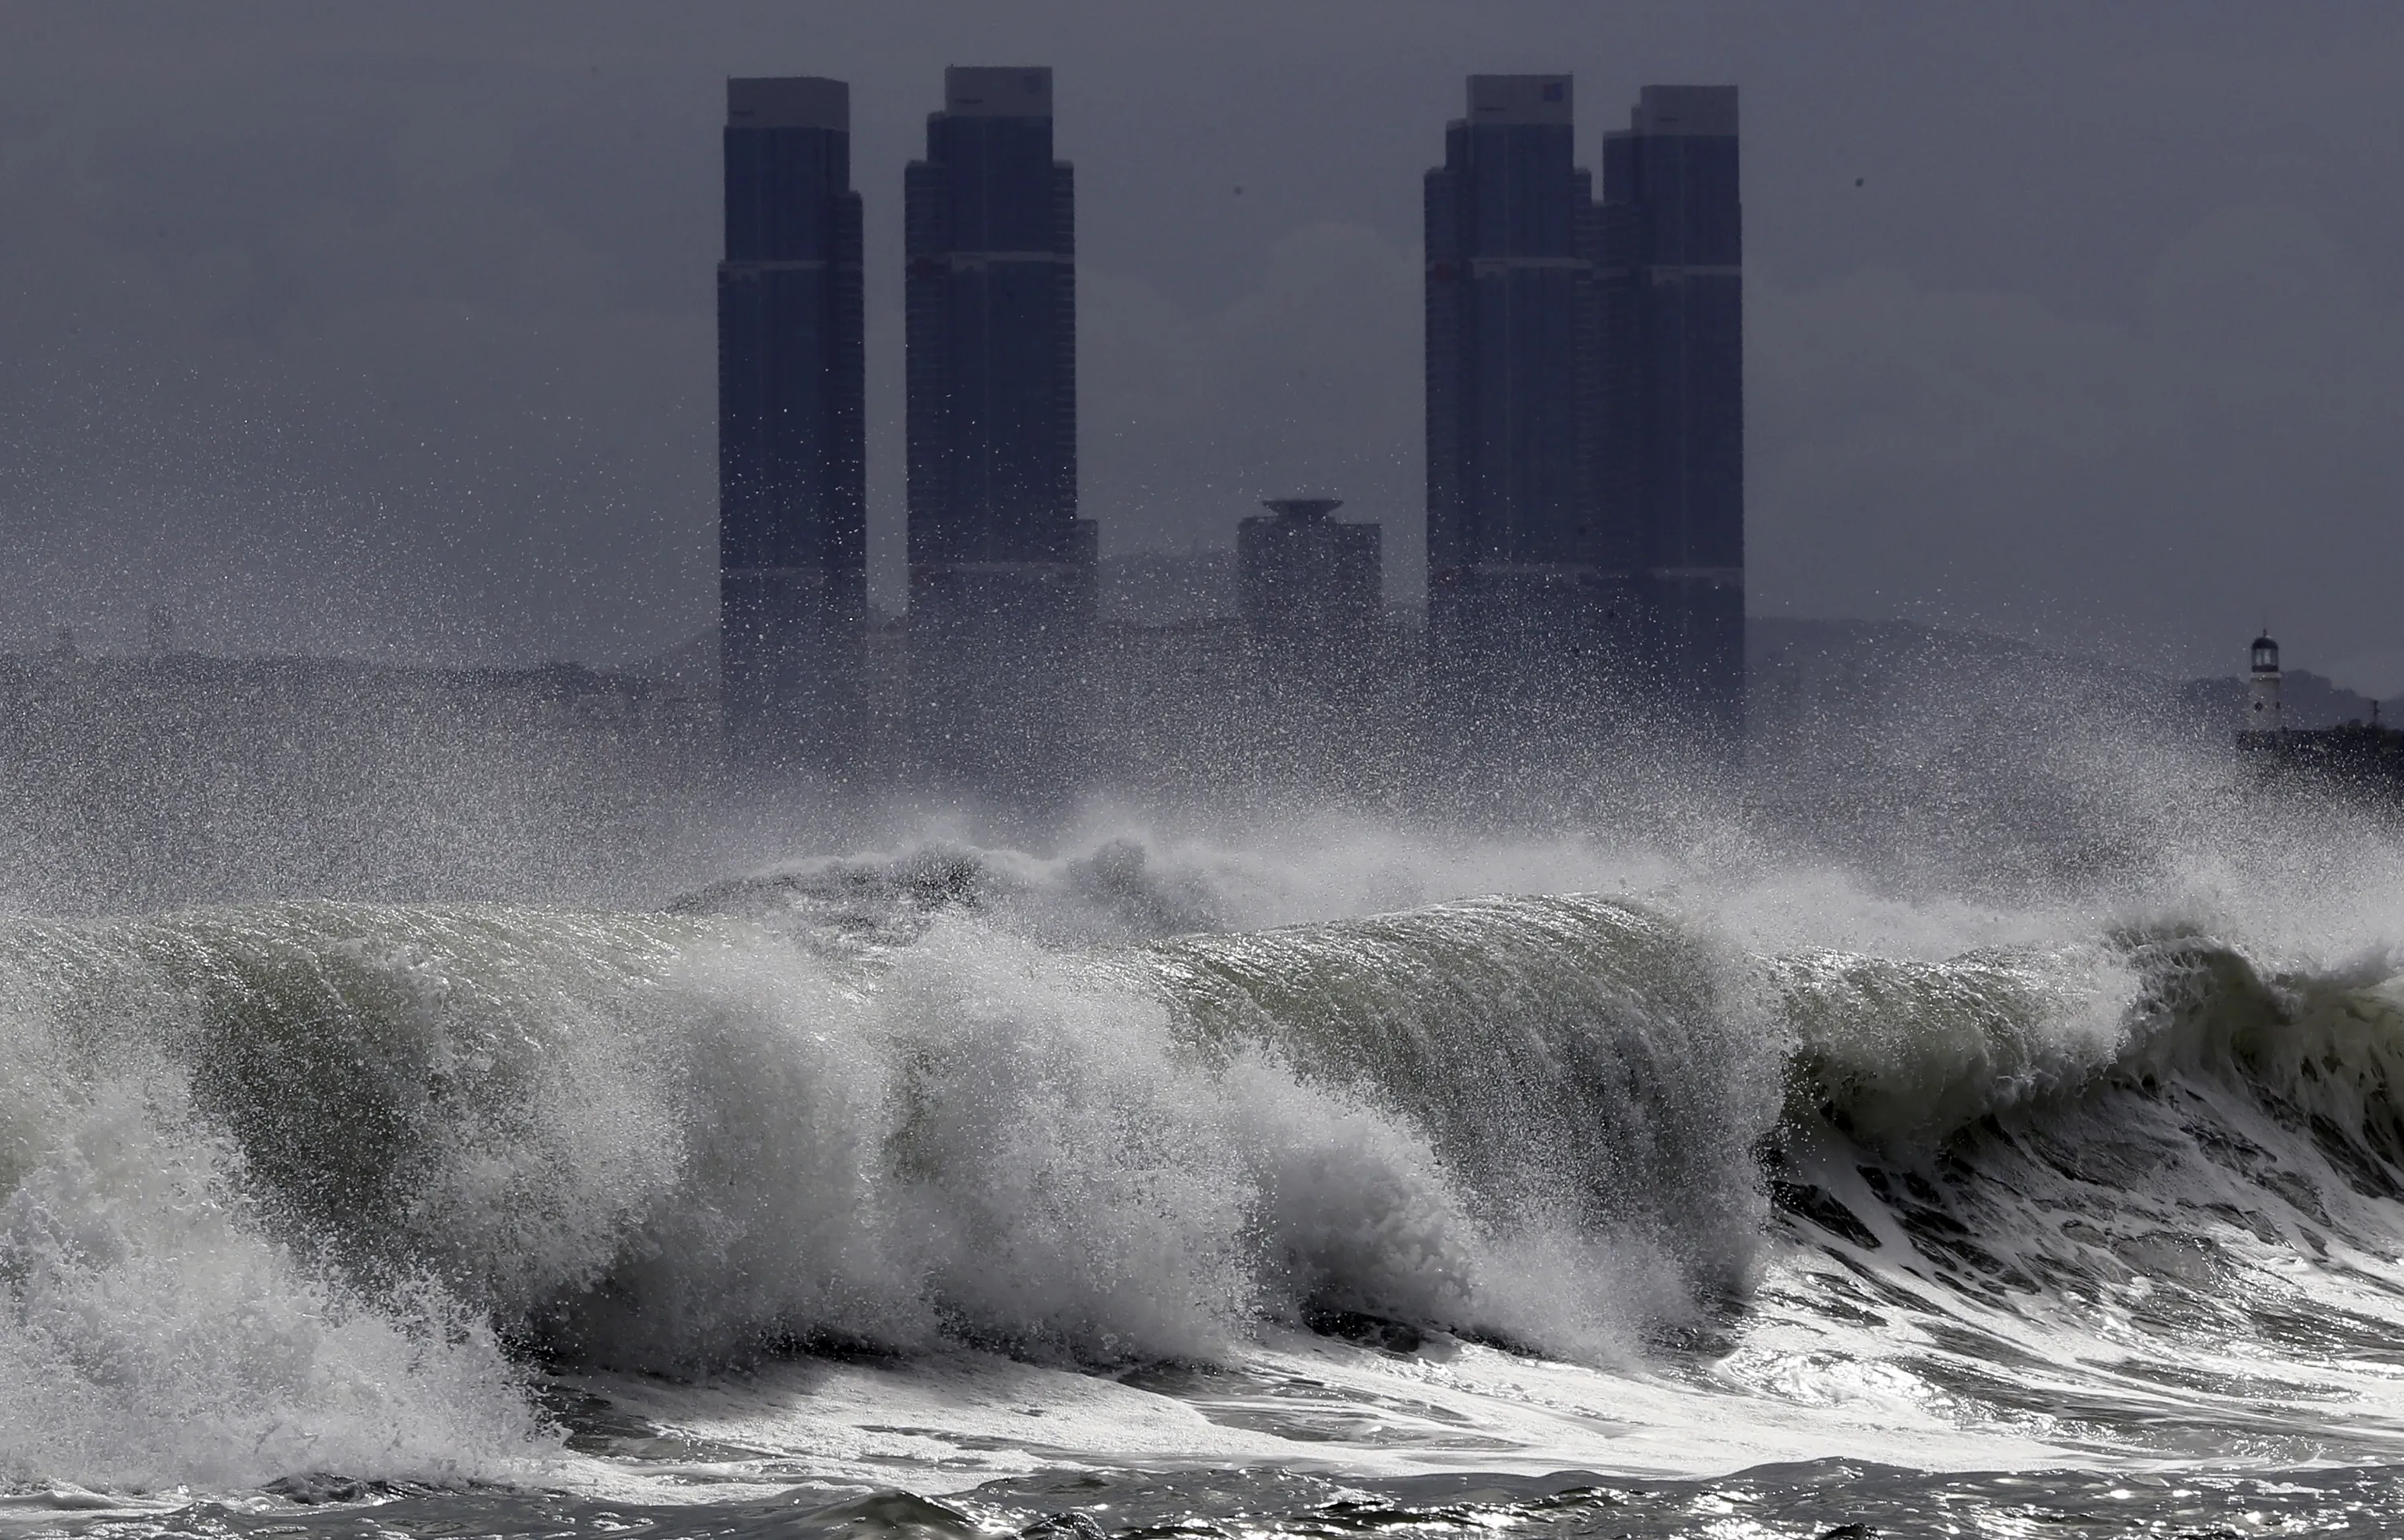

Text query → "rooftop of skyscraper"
[725,75,848,131]
[1630,84,1736,136]
[943,66,1053,118]
[1463,74,1571,125]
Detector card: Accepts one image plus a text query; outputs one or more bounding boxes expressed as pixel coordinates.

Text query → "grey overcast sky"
[2,2,2399,687]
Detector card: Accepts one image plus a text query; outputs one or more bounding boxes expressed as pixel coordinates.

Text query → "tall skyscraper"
[1601,86,1744,738]
[1423,76,1626,766]
[717,76,865,765]
[904,66,1091,800]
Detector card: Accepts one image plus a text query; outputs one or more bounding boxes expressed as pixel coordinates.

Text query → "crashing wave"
[3,851,2404,1488]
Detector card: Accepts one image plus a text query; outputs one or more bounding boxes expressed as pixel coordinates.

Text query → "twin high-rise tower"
[1604,86,1745,737]
[904,67,1091,799]
[1426,78,1744,748]
[904,69,1082,580]
[1423,75,1611,760]
[717,70,1741,783]
[717,67,1082,790]
[717,77,865,762]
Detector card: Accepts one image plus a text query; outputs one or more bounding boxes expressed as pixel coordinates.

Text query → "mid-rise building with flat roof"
[1238,498,1381,647]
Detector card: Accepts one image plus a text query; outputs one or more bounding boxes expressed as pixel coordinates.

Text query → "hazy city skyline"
[2,3,2401,693]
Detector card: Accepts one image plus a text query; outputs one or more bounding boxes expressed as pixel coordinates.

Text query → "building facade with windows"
[1423,75,1745,767]
[716,75,866,765]
[1424,75,1629,771]
[904,66,1092,801]
[1602,85,1745,740]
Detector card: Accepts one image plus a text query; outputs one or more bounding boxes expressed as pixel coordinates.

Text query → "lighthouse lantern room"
[2244,633,2283,738]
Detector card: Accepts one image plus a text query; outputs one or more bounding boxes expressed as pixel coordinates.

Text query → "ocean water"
[7,793,2404,1538]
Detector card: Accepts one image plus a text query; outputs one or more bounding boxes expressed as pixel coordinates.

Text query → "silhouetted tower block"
[1239,499,1381,647]
[1424,75,1631,779]
[1238,497,1390,789]
[1601,85,1745,743]
[905,66,1094,804]
[717,76,867,768]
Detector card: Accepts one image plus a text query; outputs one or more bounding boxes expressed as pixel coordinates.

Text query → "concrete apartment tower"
[1423,75,1626,773]
[1238,499,1381,650]
[904,66,1093,803]
[1239,497,1388,786]
[716,76,867,767]
[1601,85,1745,741]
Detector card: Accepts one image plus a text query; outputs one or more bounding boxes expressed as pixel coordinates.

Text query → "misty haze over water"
[2,4,2400,691]
[6,7,2404,1540]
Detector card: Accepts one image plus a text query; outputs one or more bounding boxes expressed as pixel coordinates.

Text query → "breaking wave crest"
[3,837,2404,1490]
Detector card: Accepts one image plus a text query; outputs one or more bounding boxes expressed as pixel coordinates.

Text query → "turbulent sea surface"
[9,811,2404,1537]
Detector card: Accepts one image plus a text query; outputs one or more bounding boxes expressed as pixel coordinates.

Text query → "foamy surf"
[2,828,2404,1535]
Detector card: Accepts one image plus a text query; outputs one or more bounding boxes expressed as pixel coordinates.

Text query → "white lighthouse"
[2242,633,2284,740]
